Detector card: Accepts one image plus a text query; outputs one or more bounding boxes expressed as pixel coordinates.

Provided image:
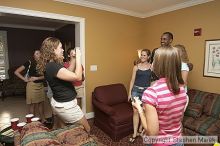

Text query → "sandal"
[129,136,137,143]
[140,129,145,137]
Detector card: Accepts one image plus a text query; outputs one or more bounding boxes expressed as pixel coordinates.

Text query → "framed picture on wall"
[204,39,220,78]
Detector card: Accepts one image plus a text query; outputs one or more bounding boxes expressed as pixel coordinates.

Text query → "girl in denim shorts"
[128,49,152,143]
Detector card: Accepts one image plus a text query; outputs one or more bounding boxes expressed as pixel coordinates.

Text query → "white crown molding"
[0,23,55,31]
[54,0,214,18]
[54,0,145,18]
[143,0,214,18]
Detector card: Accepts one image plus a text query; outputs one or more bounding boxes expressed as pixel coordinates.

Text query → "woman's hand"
[75,47,81,59]
[132,97,143,112]
[29,77,38,82]
[24,78,29,82]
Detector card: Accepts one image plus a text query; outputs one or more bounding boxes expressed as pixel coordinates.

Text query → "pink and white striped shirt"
[142,78,187,145]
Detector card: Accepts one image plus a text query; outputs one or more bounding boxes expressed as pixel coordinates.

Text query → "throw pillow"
[20,122,61,146]
[203,94,220,119]
[185,103,203,118]
[51,124,101,146]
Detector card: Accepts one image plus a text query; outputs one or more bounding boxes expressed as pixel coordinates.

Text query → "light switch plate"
[90,65,97,71]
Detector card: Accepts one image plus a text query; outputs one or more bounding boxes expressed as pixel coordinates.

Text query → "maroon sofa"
[92,83,133,141]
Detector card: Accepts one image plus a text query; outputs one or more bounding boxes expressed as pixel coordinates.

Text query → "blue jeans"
[131,85,147,100]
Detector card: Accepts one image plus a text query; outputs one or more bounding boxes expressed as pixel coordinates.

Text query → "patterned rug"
[88,119,145,146]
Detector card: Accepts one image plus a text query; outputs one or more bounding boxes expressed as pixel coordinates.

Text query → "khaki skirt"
[75,85,84,98]
[26,82,45,104]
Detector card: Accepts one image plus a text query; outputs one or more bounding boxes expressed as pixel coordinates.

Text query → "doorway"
[0,6,86,114]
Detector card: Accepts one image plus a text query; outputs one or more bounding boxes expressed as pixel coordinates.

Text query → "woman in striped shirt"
[132,46,187,146]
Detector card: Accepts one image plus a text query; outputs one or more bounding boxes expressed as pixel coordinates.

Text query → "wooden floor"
[0,96,52,131]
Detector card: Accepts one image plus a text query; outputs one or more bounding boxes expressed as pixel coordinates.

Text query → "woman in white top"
[175,44,190,111]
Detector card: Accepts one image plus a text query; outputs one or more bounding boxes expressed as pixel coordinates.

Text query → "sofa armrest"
[92,98,115,115]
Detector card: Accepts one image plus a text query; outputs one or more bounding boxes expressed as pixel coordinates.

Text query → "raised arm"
[56,47,82,81]
[132,100,159,136]
[181,70,188,86]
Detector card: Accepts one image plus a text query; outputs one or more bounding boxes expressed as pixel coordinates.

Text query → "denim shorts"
[131,85,147,100]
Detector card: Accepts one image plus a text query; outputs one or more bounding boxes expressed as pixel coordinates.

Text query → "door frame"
[0,6,87,114]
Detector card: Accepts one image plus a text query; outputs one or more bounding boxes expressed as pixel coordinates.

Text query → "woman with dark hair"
[14,50,46,122]
[37,37,90,133]
[64,47,85,107]
[128,49,152,143]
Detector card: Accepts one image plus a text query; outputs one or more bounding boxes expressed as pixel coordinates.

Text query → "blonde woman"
[37,37,90,133]
[175,44,190,111]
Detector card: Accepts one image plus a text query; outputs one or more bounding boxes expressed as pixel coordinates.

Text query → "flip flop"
[129,136,137,143]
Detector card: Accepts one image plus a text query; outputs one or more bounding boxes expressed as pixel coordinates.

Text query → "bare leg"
[53,115,65,129]
[29,104,35,115]
[76,116,90,133]
[129,107,140,143]
[132,107,140,137]
[133,108,140,137]
[139,124,144,136]
[38,102,46,123]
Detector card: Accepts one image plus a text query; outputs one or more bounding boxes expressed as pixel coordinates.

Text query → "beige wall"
[0,0,144,112]
[143,0,220,94]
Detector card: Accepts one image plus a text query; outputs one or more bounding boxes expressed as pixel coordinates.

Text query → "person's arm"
[56,47,82,81]
[128,66,137,101]
[182,70,188,86]
[132,100,159,136]
[29,76,44,82]
[14,65,29,82]
[66,53,76,72]
[143,104,159,136]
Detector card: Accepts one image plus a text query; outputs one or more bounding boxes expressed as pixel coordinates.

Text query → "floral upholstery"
[51,124,101,146]
[184,102,203,118]
[15,122,60,146]
[14,122,103,146]
[183,89,220,138]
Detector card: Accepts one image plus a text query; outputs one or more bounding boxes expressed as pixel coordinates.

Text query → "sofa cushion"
[205,120,220,136]
[185,103,203,118]
[51,124,102,146]
[203,93,220,119]
[20,122,61,146]
[93,83,128,106]
[187,89,208,104]
[196,116,219,135]
[109,102,133,126]
[183,114,219,135]
[183,116,198,131]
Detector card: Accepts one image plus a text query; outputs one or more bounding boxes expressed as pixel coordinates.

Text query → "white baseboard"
[85,112,94,119]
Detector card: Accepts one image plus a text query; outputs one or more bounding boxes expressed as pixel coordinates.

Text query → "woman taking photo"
[37,37,90,133]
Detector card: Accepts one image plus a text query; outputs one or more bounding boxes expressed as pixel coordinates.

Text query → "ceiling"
[0,0,213,30]
[55,0,214,18]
